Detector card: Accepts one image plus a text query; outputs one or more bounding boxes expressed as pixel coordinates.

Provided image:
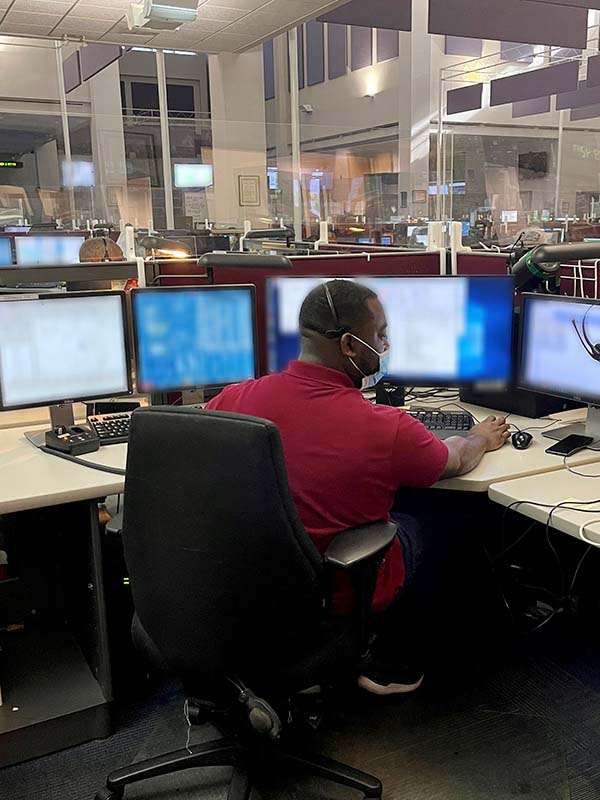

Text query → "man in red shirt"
[206,280,509,695]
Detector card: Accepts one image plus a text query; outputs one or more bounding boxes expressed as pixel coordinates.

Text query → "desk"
[489,466,600,547]
[0,424,127,766]
[407,400,600,493]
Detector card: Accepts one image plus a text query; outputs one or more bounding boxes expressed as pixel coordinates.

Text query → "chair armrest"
[106,510,124,536]
[324,521,398,569]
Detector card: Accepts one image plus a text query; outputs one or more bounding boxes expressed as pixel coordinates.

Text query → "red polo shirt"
[205,361,449,614]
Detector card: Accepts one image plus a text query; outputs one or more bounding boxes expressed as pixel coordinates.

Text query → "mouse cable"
[40,446,127,476]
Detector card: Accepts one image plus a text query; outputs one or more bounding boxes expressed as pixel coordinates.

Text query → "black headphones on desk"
[572,305,600,362]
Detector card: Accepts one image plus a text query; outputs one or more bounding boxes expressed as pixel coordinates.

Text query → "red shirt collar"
[286,359,356,389]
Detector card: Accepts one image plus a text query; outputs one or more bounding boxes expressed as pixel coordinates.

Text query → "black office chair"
[95,407,397,800]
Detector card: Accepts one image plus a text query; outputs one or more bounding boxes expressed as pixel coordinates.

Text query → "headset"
[572,304,600,363]
[322,281,350,339]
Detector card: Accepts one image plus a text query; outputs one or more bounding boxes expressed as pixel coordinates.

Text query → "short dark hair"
[299,279,377,338]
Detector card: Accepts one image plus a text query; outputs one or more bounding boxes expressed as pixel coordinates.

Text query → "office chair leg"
[95,738,241,800]
[227,765,253,800]
[276,750,382,799]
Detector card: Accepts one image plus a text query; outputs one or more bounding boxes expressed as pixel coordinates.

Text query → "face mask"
[348,334,391,391]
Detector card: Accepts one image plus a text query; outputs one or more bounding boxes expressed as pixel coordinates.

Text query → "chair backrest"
[122,406,325,687]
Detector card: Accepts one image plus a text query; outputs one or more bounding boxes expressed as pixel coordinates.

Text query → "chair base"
[94,735,382,800]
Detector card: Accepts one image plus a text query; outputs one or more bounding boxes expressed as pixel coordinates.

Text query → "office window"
[377,29,399,62]
[306,20,325,86]
[328,23,347,79]
[131,81,159,116]
[167,84,195,116]
[263,39,275,100]
[351,26,372,71]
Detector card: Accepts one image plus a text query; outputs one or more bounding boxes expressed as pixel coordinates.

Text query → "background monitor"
[501,210,518,223]
[15,235,85,266]
[266,275,515,386]
[518,294,600,406]
[0,237,13,266]
[132,286,258,393]
[173,163,213,189]
[380,235,393,246]
[0,292,131,410]
[461,221,471,237]
[62,159,95,188]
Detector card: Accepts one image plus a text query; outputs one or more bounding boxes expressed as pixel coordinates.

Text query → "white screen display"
[520,296,600,403]
[0,294,130,408]
[173,163,213,188]
[15,235,85,266]
[62,160,95,187]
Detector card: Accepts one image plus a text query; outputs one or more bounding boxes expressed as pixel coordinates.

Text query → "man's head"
[299,279,389,387]
[79,236,124,263]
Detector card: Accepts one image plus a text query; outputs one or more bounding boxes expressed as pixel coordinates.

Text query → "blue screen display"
[267,276,514,386]
[461,221,471,237]
[133,288,257,393]
[15,235,85,266]
[0,237,13,266]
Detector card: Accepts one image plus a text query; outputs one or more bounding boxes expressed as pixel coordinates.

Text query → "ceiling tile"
[3,10,64,24]
[103,31,154,43]
[51,17,115,33]
[10,0,72,12]
[197,5,248,21]
[68,5,127,20]
[200,0,266,7]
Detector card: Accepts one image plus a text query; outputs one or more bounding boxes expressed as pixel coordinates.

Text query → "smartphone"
[545,434,594,457]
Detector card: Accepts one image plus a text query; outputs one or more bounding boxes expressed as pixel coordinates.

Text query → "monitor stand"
[24,402,75,449]
[543,404,600,451]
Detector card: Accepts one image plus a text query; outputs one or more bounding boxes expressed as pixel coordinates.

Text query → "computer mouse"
[512,431,533,450]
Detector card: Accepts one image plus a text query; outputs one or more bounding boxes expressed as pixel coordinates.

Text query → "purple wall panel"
[318,0,411,31]
[351,26,372,71]
[512,96,551,117]
[263,40,275,101]
[501,41,535,62]
[587,54,600,87]
[63,51,81,94]
[429,0,588,49]
[556,80,600,110]
[328,23,347,79]
[445,36,483,56]
[377,28,399,62]
[447,83,483,114]
[80,43,122,82]
[490,61,578,105]
[571,103,600,121]
[529,0,600,7]
[306,20,324,86]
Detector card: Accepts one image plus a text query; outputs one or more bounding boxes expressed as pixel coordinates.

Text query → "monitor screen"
[267,276,515,386]
[15,235,85,266]
[501,210,518,223]
[0,237,13,266]
[132,286,258,393]
[518,294,600,406]
[173,163,213,189]
[461,221,471,237]
[0,292,131,410]
[62,160,95,187]
[381,235,393,246]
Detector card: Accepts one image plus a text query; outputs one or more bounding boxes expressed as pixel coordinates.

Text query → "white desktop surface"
[0,423,126,514]
[489,466,600,546]
[409,401,598,492]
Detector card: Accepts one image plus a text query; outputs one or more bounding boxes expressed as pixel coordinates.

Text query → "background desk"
[0,424,127,767]
[489,466,600,547]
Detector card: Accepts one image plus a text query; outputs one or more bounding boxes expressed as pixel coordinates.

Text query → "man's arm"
[442,416,511,479]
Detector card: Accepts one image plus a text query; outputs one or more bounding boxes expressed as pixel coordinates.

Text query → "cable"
[563,452,600,478]
[39,446,127,476]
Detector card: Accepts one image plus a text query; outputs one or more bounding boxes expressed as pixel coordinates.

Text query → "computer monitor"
[267,275,515,386]
[0,291,132,414]
[380,235,393,246]
[15,235,85,266]
[0,237,13,266]
[173,163,213,189]
[131,285,258,394]
[518,293,600,447]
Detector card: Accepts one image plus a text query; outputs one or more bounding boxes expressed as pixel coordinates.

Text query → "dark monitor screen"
[0,292,131,410]
[132,286,258,393]
[267,275,515,386]
[0,237,13,266]
[518,293,600,406]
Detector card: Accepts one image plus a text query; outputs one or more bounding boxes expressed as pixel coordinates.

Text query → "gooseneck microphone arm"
[510,242,600,292]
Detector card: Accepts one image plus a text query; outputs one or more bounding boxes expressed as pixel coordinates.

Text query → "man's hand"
[468,415,511,452]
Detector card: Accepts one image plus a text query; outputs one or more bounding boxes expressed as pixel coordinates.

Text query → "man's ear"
[340,331,357,357]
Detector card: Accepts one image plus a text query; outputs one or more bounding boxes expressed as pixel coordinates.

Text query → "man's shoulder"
[206,373,281,409]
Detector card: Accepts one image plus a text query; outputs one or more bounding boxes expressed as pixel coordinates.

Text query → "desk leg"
[88,498,113,702]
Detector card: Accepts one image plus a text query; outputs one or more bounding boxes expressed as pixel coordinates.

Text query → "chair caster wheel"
[95,788,124,800]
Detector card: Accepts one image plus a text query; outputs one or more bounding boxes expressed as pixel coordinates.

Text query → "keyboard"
[408,409,475,440]
[88,413,131,445]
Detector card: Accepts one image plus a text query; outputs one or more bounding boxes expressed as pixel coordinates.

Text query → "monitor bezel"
[266,274,516,387]
[0,290,133,412]
[131,284,259,394]
[517,292,600,407]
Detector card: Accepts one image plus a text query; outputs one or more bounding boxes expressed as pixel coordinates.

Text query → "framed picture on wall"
[412,189,427,204]
[238,175,261,207]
